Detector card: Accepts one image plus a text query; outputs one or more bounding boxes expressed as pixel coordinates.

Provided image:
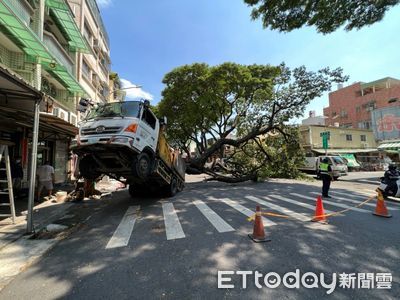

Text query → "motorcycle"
[378,175,400,198]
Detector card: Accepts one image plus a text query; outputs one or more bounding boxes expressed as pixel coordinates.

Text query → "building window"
[346,134,352,141]
[141,108,156,129]
[356,106,361,113]
[361,135,367,142]
[342,123,353,128]
[83,22,92,45]
[82,60,91,79]
[332,112,337,117]
[358,121,372,130]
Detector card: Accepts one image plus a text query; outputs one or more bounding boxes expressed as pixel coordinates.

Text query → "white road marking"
[290,193,369,213]
[309,192,377,208]
[332,191,374,199]
[267,194,334,214]
[106,206,139,249]
[210,197,277,227]
[245,195,310,222]
[162,202,185,240]
[193,200,235,233]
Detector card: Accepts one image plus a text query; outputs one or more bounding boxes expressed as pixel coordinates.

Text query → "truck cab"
[70,100,185,197]
[71,101,158,178]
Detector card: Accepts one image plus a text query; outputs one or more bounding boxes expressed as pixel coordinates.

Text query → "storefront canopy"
[0,65,43,232]
[313,148,378,154]
[0,64,42,99]
[339,154,361,167]
[378,142,400,150]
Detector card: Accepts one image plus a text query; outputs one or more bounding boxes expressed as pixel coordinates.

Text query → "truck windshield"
[85,101,141,120]
[332,157,345,165]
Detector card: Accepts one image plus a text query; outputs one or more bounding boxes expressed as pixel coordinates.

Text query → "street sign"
[321,131,329,150]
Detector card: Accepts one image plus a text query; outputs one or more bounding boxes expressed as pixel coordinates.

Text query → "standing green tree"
[158,62,348,182]
[243,0,399,34]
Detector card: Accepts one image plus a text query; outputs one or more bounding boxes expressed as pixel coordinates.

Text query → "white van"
[299,156,348,179]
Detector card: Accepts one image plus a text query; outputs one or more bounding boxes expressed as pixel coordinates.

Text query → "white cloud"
[120,78,154,100]
[97,0,112,8]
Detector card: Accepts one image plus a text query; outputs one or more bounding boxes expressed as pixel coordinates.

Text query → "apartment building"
[323,77,400,130]
[0,0,91,183]
[67,0,110,104]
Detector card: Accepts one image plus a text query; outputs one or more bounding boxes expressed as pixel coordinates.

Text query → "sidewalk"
[0,178,124,291]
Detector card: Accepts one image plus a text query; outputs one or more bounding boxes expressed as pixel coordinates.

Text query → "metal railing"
[43,31,74,75]
[86,0,110,48]
[4,0,32,27]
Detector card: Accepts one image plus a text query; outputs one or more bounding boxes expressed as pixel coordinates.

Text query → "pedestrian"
[320,157,333,198]
[36,160,55,201]
[11,156,23,198]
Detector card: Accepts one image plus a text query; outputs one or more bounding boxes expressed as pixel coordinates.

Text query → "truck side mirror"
[78,98,93,113]
[143,99,150,108]
[160,116,167,126]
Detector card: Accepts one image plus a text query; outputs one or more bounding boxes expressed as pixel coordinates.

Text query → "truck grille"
[81,126,123,136]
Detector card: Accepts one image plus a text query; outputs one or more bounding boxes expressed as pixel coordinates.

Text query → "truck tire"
[133,153,151,179]
[79,156,100,180]
[166,176,178,197]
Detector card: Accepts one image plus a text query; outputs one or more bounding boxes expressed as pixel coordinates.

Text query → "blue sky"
[98,0,400,120]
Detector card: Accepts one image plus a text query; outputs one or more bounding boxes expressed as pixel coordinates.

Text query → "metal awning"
[47,68,86,95]
[0,65,42,233]
[313,148,378,154]
[45,0,91,53]
[378,142,400,150]
[0,63,42,98]
[39,112,78,136]
[0,0,87,95]
[0,0,53,63]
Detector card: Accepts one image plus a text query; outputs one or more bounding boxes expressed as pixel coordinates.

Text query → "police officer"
[320,157,333,198]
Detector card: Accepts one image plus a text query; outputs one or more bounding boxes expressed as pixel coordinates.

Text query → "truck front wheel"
[133,153,151,179]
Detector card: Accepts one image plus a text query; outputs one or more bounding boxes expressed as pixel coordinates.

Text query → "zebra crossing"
[104,190,389,249]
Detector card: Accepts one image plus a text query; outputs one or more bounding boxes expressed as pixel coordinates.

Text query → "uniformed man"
[320,157,333,198]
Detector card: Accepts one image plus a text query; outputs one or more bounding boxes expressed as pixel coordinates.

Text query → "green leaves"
[158,62,347,181]
[244,0,399,34]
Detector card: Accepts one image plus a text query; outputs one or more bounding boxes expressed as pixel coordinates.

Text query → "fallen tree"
[158,62,348,182]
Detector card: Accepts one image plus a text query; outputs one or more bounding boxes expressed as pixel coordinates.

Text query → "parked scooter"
[377,164,400,198]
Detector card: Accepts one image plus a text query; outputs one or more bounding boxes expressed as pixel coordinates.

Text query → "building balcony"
[43,31,74,75]
[4,0,34,28]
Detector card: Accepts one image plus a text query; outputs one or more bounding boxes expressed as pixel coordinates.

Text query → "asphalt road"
[0,174,399,299]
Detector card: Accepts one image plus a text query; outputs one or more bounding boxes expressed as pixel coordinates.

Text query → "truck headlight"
[113,137,129,143]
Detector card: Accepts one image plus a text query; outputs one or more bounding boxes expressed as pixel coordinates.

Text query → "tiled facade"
[323,78,400,130]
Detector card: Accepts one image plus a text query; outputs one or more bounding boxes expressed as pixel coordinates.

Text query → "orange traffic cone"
[248,206,271,243]
[373,190,392,218]
[312,195,327,223]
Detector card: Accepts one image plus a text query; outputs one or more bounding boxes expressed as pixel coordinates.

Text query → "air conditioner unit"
[69,112,78,126]
[361,142,369,148]
[53,107,69,122]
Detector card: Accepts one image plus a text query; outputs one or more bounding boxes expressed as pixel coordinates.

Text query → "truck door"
[137,107,158,152]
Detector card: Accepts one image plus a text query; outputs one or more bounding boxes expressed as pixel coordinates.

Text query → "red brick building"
[323,77,400,130]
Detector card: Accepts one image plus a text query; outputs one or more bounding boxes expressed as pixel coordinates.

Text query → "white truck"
[70,100,185,197]
[299,156,348,179]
